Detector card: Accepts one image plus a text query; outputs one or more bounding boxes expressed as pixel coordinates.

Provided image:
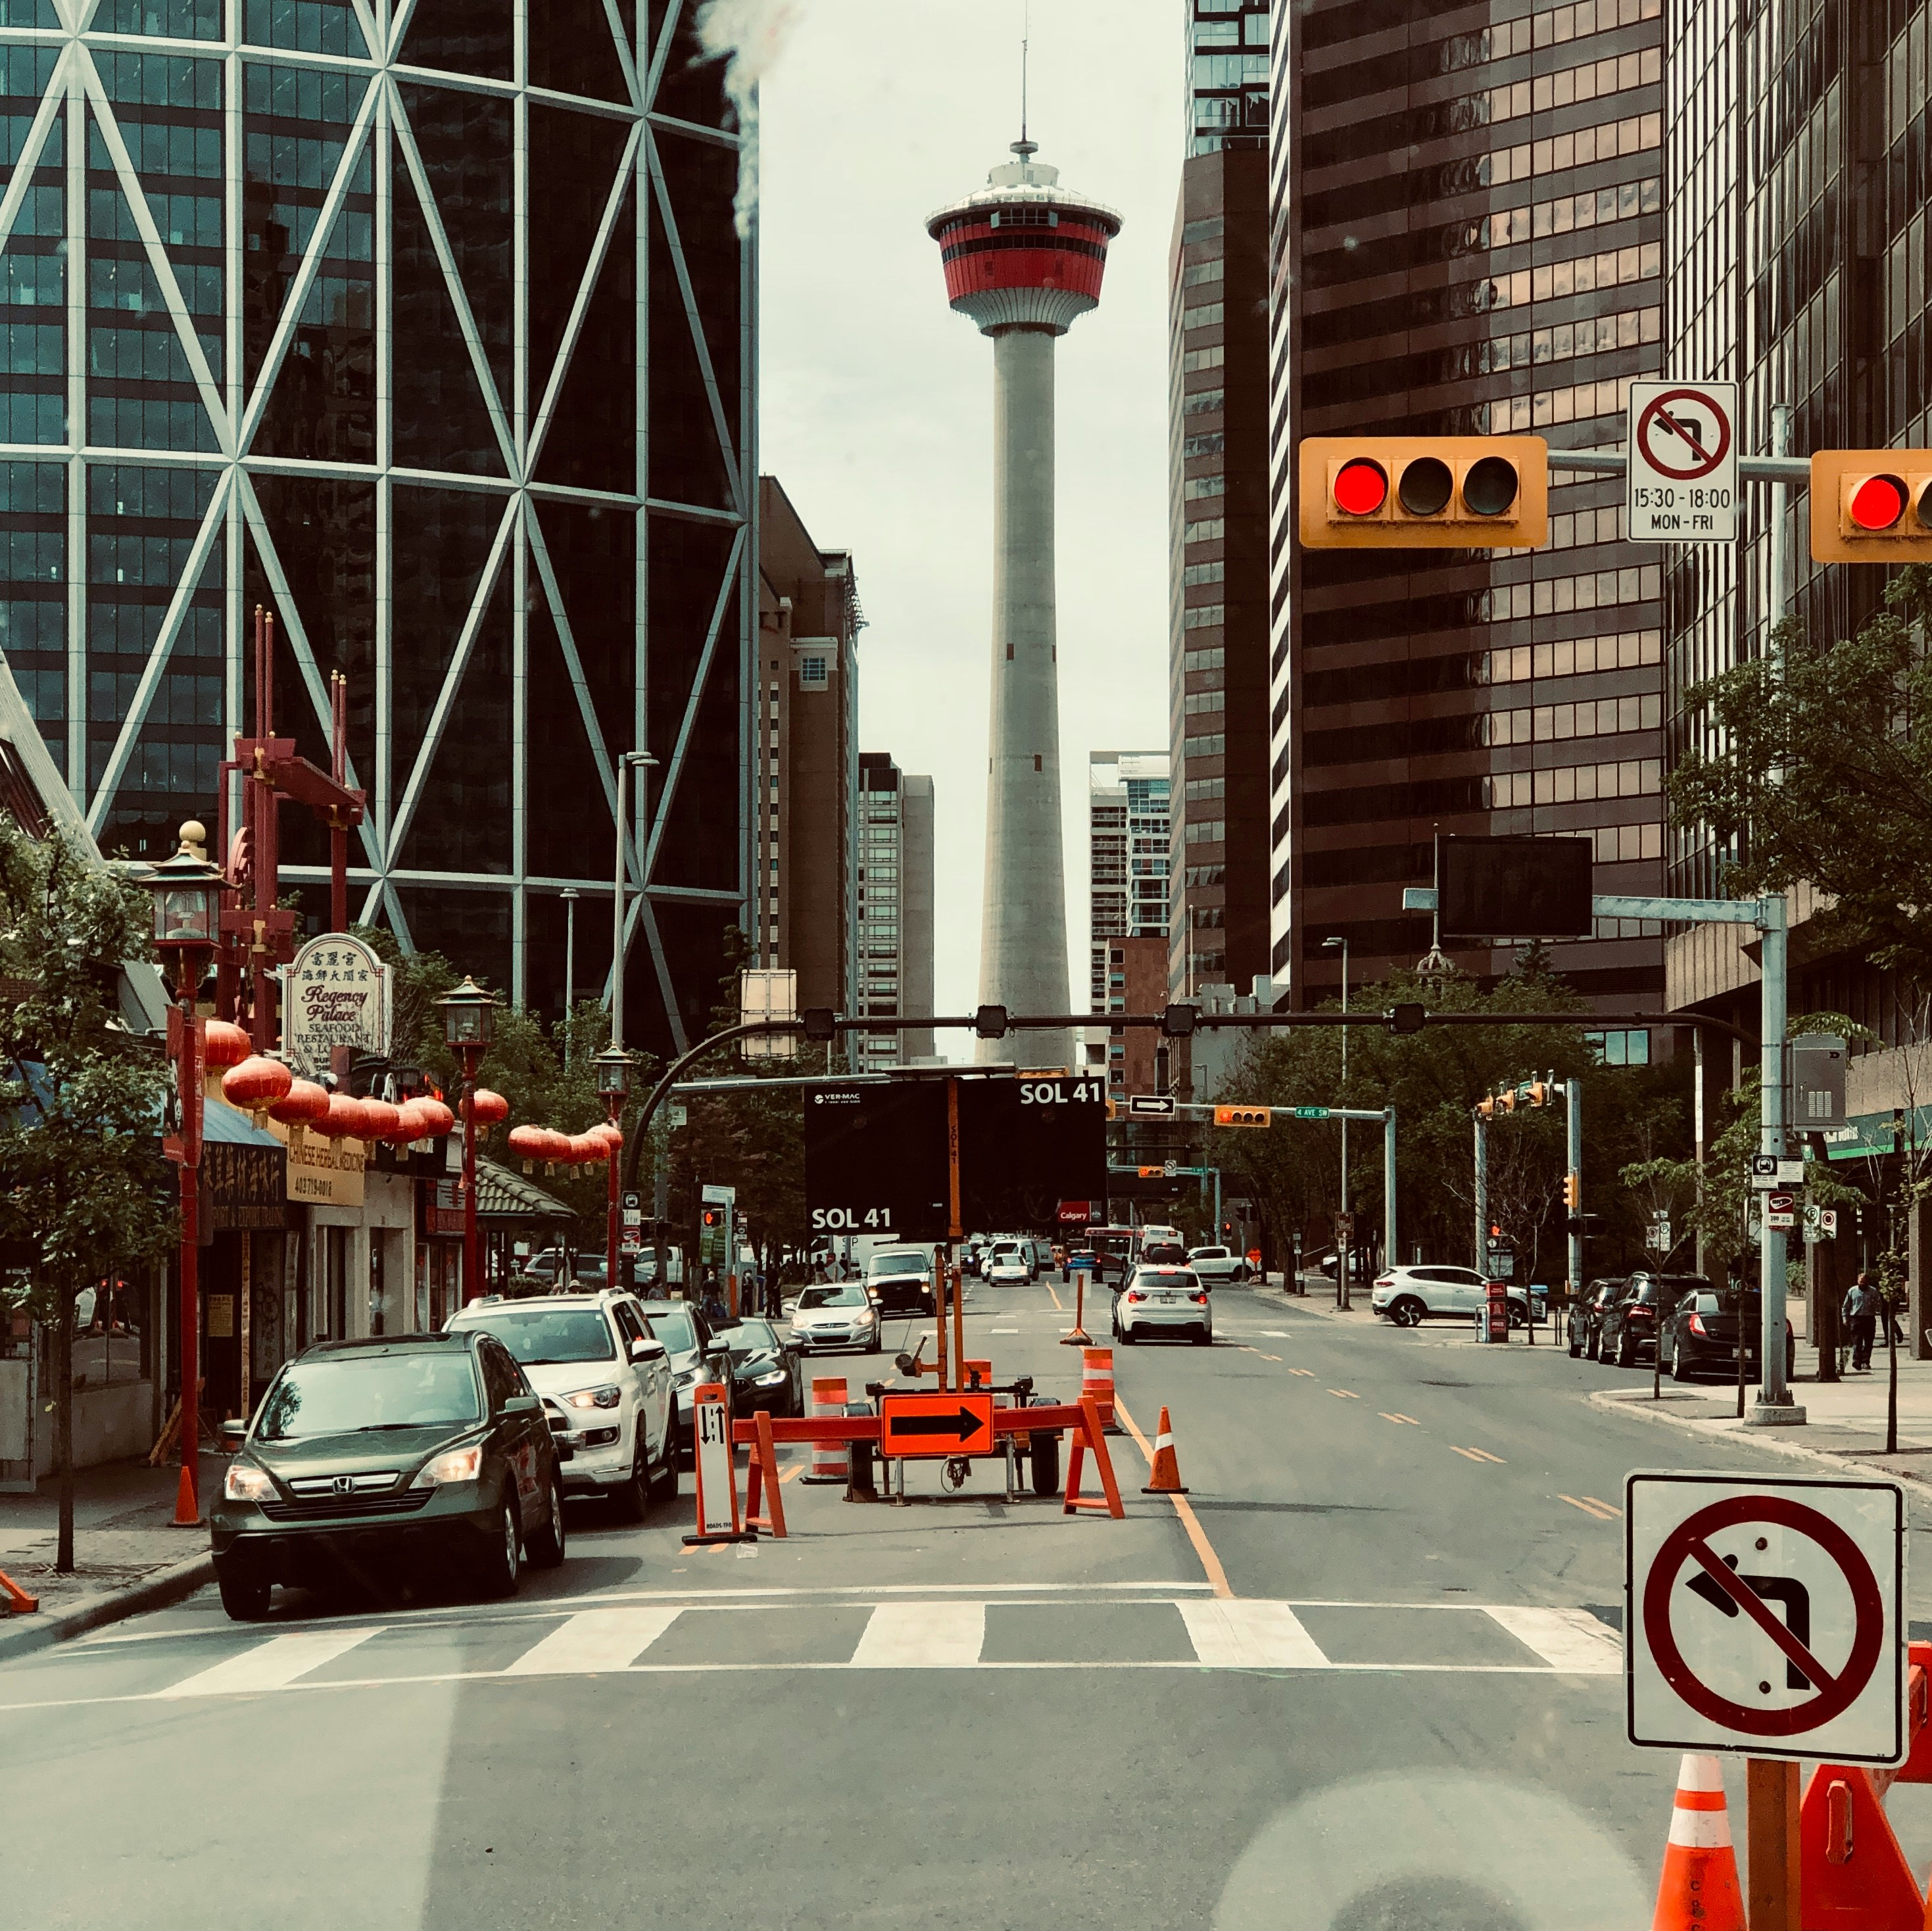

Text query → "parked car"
[790,1282,883,1354]
[635,1299,721,1460]
[1186,1244,1250,1283]
[1315,1248,1375,1282]
[1658,1285,1794,1383]
[866,1246,938,1315]
[1567,1279,1623,1360]
[713,1316,806,1416]
[210,1331,566,1620]
[1113,1265,1213,1345]
[1596,1272,1707,1367]
[1371,1264,1534,1327]
[447,1290,675,1519]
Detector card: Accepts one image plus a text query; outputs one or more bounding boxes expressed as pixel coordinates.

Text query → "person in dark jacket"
[1843,1272,1879,1372]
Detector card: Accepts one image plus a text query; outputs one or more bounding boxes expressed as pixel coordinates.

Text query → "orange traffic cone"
[1142,1407,1189,1495]
[170,1461,201,1527]
[1653,1754,1744,1931]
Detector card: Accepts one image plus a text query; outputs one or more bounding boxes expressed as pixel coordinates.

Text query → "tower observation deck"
[927,143,1121,1072]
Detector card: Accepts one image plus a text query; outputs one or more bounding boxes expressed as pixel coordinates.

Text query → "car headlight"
[413,1443,484,1487]
[753,1369,786,1387]
[565,1385,622,1410]
[223,1460,276,1502]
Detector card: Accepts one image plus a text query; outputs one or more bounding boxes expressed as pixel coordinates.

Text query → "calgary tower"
[927,135,1121,1071]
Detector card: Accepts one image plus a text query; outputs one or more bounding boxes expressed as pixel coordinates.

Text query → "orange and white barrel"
[1081,1347,1115,1429]
[803,1376,849,1484]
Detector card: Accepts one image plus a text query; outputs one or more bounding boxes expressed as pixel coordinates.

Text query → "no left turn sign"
[1626,380,1739,544]
[1626,1473,1906,1765]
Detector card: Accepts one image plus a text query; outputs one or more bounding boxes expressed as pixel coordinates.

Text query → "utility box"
[1790,1033,1848,1129]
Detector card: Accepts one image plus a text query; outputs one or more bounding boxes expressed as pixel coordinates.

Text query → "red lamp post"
[143,823,228,1529]
[594,1046,631,1289]
[437,976,498,1302]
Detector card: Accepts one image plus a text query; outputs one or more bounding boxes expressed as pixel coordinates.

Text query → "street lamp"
[610,751,658,1054]
[142,822,228,1528]
[595,1045,631,1289]
[1324,935,1353,1308]
[437,976,498,1303]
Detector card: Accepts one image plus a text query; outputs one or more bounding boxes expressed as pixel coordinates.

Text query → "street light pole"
[1324,935,1351,1305]
[595,1045,631,1291]
[561,888,578,1066]
[438,976,498,1305]
[610,752,658,1049]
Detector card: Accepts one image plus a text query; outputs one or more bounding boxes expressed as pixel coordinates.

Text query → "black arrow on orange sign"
[893,1408,984,1442]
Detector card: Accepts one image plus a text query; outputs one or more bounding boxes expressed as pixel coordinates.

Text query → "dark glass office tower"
[1268,0,1669,1035]
[0,0,752,1057]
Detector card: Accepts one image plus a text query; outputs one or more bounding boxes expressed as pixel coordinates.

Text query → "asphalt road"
[7,1277,1932,1930]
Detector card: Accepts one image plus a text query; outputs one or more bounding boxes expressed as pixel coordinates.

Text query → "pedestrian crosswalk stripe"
[501,1607,682,1677]
[155,1626,377,1698]
[1482,1606,1620,1675]
[1177,1599,1328,1669]
[849,1600,984,1668]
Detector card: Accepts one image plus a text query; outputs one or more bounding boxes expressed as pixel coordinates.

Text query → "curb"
[0,1550,214,1665]
[1585,1387,1932,1485]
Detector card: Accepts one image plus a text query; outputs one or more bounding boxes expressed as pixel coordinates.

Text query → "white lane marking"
[849,1600,984,1668]
[501,1607,682,1677]
[1178,1599,1329,1669]
[1484,1605,1621,1675]
[990,1327,1019,1334]
[155,1626,377,1698]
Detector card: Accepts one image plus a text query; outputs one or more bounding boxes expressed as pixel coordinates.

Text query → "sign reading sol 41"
[281,933,391,1080]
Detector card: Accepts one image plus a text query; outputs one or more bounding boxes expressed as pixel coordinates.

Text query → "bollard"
[1081,1347,1117,1433]
[803,1377,849,1484]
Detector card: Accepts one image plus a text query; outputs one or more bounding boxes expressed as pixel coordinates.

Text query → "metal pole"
[461,1043,481,1304]
[562,888,578,1064]
[606,1109,620,1293]
[1213,1165,1222,1243]
[1382,1107,1397,1274]
[1473,1112,1487,1274]
[612,763,628,1050]
[1767,402,1791,667]
[172,983,203,1525]
[1752,892,1802,1421]
[1339,941,1349,1234]
[1567,1075,1583,1308]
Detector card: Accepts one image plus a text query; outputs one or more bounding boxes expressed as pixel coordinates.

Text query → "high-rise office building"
[1085,750,1169,1089]
[854,752,934,1073]
[0,0,753,1059]
[1268,0,1668,1037]
[1170,0,1272,1000]
[756,479,862,1022]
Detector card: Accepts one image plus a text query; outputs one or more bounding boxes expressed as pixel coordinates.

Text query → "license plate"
[1155,1293,1176,1304]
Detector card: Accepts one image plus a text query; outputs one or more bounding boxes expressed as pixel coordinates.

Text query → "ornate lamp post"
[143,822,228,1527]
[595,1045,631,1289]
[437,976,498,1302]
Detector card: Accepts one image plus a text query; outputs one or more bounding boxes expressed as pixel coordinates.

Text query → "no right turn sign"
[1627,381,1739,542]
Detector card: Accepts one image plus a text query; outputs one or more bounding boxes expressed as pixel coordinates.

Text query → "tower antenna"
[1015,0,1035,157]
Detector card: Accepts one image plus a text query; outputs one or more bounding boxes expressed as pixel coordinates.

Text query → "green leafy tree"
[1668,565,1932,982]
[0,820,174,1571]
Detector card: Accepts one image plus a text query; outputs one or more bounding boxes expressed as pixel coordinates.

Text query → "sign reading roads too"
[1626,1473,1905,1765]
[1626,381,1739,543]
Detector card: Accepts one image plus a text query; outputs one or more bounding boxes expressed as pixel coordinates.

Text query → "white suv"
[447,1291,676,1517]
[1371,1266,1538,1329]
[1186,1245,1250,1283]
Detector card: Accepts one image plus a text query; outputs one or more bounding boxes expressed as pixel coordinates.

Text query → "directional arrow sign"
[1626,1473,1905,1765]
[879,1391,996,1460]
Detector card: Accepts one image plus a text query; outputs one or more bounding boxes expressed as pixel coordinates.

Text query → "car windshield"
[254,1352,481,1441]
[870,1254,928,1275]
[640,1307,698,1354]
[717,1319,780,1351]
[1135,1270,1197,1287]
[458,1306,615,1365]
[800,1285,869,1308]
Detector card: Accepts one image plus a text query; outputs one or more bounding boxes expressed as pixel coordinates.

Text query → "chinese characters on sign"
[281,934,391,1078]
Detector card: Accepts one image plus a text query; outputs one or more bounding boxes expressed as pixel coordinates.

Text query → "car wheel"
[527,1472,568,1569]
[650,1415,680,1500]
[1391,1297,1424,1328]
[216,1569,270,1621]
[1121,1322,1137,1343]
[1030,1430,1060,1496]
[614,1433,652,1522]
[1617,1331,1638,1368]
[1567,1325,1582,1358]
[1672,1339,1693,1384]
[1585,1331,1601,1361]
[478,1494,522,1600]
[866,1331,882,1353]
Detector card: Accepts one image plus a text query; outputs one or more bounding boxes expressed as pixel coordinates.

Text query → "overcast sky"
[758,0,1183,1037]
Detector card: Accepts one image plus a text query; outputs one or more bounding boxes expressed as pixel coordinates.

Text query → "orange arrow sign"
[879,1391,996,1459]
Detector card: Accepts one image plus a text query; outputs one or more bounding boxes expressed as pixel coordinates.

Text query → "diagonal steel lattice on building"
[0,0,754,1058]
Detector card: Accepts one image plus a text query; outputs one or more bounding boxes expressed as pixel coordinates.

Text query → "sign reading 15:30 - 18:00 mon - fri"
[1626,381,1739,544]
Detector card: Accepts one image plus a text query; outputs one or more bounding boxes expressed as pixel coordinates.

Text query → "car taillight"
[1190,1293,1208,1304]
[1630,1306,1652,1320]
[1126,1291,1145,1303]
[1375,1277,1393,1289]
[1688,1313,1708,1336]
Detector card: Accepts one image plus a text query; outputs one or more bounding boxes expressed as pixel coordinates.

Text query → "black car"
[1598,1272,1711,1368]
[1661,1286,1795,1384]
[1567,1279,1622,1359]
[715,1317,804,1418]
[210,1331,566,1621]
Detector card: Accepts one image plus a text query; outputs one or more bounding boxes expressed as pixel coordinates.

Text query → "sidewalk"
[0,1454,218,1660]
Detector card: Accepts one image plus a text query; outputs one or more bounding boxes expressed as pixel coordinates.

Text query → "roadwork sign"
[1627,381,1738,542]
[879,1391,996,1460]
[1626,1473,1906,1765]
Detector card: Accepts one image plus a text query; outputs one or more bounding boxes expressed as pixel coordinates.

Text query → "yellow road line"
[1289,1367,1316,1378]
[1046,1281,1064,1311]
[1583,1495,1622,1517]
[1259,1353,1283,1362]
[1328,1389,1360,1400]
[1560,1493,1620,1521]
[1449,1444,1506,1464]
[1380,1412,1419,1425]
[1113,1395,1232,1602]
[779,1464,804,1484]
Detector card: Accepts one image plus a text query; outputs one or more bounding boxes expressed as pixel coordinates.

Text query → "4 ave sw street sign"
[1626,381,1739,542]
[1626,1473,1906,1765]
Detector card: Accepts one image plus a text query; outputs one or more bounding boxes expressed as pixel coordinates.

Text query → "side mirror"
[219,1418,247,1448]
[783,1337,804,1354]
[629,1338,667,1364]
[503,1393,542,1416]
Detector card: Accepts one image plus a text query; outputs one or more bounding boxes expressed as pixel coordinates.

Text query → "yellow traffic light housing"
[1497,1088,1516,1114]
[1477,1095,1495,1119]
[1526,1080,1548,1109]
[1299,436,1548,550]
[1562,1173,1580,1210]
[1810,450,1932,562]
[1214,1105,1273,1129]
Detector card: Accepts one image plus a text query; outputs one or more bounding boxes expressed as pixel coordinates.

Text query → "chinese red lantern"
[590,1121,623,1154]
[360,1097,402,1143]
[202,1019,251,1069]
[568,1133,606,1165]
[221,1054,292,1112]
[320,1093,363,1139]
[392,1099,431,1143]
[463,1088,509,1128]
[414,1098,454,1137]
[268,1078,329,1127]
[539,1128,573,1164]
[506,1125,546,1166]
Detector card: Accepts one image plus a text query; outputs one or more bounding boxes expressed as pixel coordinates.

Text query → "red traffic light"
[1333,458,1388,517]
[1850,474,1908,531]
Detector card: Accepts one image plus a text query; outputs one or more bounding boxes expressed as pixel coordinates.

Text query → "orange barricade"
[1,1565,38,1615]
[740,1410,788,1539]
[1063,1395,1126,1519]
[1081,1347,1116,1431]
[803,1379,849,1485]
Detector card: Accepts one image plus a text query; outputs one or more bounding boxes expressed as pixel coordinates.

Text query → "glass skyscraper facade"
[0,0,752,1057]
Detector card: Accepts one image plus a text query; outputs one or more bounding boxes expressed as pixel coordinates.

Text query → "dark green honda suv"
[210,1331,566,1621]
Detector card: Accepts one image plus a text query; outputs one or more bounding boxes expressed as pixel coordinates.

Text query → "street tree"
[0,819,174,1571]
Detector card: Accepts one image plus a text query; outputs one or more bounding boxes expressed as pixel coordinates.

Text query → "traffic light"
[1299,436,1548,550]
[701,1208,722,1230]
[1526,1080,1549,1109]
[1477,1095,1496,1119]
[1811,450,1932,562]
[1214,1105,1273,1129]
[1496,1087,1517,1115]
[1562,1173,1581,1210]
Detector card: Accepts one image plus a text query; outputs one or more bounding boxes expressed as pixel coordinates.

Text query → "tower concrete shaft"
[983,326,1071,1070]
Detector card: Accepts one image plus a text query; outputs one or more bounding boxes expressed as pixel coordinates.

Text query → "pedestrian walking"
[1843,1272,1879,1372]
